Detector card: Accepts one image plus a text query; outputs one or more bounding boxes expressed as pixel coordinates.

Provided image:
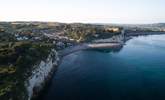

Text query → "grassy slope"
[0,41,53,100]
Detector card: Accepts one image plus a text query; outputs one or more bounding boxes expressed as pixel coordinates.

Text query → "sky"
[0,0,165,24]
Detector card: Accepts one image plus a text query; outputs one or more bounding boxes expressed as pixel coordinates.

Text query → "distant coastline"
[59,31,165,57]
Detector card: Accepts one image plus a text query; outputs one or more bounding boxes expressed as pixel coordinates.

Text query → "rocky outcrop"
[25,49,60,100]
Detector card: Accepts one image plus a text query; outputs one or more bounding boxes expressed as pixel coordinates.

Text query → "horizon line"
[0,20,164,25]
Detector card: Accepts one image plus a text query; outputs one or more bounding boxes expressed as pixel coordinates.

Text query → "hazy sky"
[0,0,165,24]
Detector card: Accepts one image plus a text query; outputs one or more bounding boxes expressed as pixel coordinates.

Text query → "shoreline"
[35,33,165,100]
[59,43,123,57]
[59,32,165,57]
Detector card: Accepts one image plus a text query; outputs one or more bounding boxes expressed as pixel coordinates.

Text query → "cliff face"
[25,49,60,100]
[93,34,125,43]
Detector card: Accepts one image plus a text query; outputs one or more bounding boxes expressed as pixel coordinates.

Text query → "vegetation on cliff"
[0,40,54,100]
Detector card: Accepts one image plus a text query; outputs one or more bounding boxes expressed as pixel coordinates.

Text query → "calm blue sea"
[41,34,165,100]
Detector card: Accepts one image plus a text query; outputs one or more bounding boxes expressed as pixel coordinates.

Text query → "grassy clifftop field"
[0,41,54,99]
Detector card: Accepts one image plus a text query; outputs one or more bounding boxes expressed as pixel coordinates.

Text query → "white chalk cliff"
[25,49,59,100]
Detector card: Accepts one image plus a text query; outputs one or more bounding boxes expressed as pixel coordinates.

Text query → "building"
[106,27,120,32]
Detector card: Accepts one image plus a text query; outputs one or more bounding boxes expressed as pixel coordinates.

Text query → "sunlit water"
[41,34,165,100]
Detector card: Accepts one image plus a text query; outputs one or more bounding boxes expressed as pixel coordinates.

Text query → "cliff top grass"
[0,41,54,100]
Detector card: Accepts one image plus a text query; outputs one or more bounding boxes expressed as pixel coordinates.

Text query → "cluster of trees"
[0,32,16,42]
